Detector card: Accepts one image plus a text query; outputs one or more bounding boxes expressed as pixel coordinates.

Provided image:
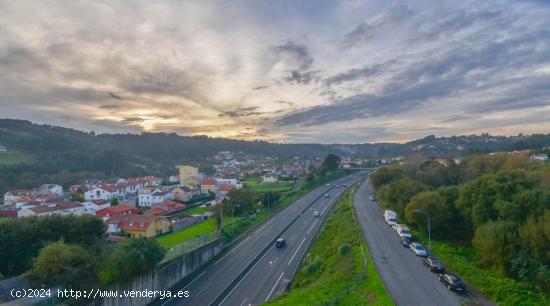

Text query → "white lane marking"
[288,237,307,266]
[307,219,319,235]
[290,234,296,241]
[321,205,328,216]
[265,272,285,302]
[240,297,248,306]
[184,271,205,289]
[195,280,212,297]
[219,246,273,305]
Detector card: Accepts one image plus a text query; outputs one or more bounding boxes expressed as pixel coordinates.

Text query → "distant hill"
[1,119,550,196]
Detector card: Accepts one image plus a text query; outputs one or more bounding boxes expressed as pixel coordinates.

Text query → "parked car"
[422,257,445,273]
[384,210,397,226]
[439,273,466,292]
[395,224,412,239]
[275,238,286,248]
[314,211,320,217]
[409,242,428,257]
[369,195,375,201]
[400,236,412,248]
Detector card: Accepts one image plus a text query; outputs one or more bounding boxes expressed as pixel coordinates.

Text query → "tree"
[405,190,454,238]
[262,191,281,208]
[110,197,119,206]
[320,154,340,173]
[99,238,165,285]
[377,177,428,216]
[473,221,518,275]
[25,241,98,289]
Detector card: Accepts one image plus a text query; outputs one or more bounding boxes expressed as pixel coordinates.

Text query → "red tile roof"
[96,204,136,216]
[220,184,235,192]
[201,179,217,185]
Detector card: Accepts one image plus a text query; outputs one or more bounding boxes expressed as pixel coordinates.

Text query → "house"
[96,204,137,218]
[531,154,549,161]
[168,175,179,183]
[215,178,242,189]
[81,200,111,214]
[179,165,199,185]
[219,184,235,194]
[105,214,171,238]
[172,186,193,202]
[38,184,63,195]
[3,189,34,206]
[18,202,88,217]
[146,201,186,216]
[138,187,162,207]
[262,173,278,183]
[84,186,118,201]
[200,179,218,194]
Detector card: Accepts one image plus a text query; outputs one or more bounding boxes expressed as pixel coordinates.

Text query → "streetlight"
[413,209,431,256]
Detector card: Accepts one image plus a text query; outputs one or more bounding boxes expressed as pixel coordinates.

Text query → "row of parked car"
[379,204,466,292]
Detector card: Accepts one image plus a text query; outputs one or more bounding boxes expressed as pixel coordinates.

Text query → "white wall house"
[38,184,63,195]
[84,187,117,201]
[262,173,278,183]
[81,201,111,214]
[215,178,242,189]
[3,190,34,206]
[138,188,162,207]
[18,202,88,217]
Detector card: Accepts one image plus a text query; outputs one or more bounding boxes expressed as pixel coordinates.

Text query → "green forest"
[371,154,550,304]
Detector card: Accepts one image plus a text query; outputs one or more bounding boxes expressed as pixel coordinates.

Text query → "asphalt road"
[162,175,360,306]
[353,179,464,306]
[219,177,362,306]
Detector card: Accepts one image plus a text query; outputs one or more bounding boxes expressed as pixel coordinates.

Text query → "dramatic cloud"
[0,0,549,143]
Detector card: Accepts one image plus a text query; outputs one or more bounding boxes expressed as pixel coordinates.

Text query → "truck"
[384,210,397,226]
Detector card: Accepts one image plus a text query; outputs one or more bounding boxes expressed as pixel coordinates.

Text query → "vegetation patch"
[156,218,217,248]
[267,188,393,306]
[0,151,25,165]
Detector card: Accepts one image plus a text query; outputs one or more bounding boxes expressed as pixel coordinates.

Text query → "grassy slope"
[426,239,550,306]
[0,151,25,165]
[156,218,217,248]
[267,188,393,306]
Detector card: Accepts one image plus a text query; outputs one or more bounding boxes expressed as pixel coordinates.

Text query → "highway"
[162,175,361,306]
[353,179,464,306]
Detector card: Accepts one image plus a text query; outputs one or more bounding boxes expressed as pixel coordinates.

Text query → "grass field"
[0,151,25,165]
[244,178,293,192]
[184,206,209,215]
[268,187,393,306]
[156,218,217,248]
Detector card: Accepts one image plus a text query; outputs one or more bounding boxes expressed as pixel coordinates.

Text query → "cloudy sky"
[1,0,549,143]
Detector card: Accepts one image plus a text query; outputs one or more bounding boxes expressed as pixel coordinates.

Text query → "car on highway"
[369,195,375,201]
[410,242,428,257]
[324,193,330,198]
[326,183,331,186]
[314,211,320,217]
[275,238,286,248]
[438,273,466,292]
[400,236,412,248]
[422,257,445,273]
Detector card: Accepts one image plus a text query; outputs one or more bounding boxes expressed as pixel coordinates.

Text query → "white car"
[324,193,330,198]
[314,211,320,217]
[384,210,397,226]
[369,195,375,201]
[410,242,428,257]
[396,225,413,239]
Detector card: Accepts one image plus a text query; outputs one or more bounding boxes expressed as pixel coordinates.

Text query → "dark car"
[275,238,286,248]
[400,236,412,248]
[422,257,445,273]
[438,273,466,292]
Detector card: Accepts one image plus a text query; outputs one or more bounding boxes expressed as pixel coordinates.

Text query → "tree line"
[371,154,550,293]
[0,215,164,289]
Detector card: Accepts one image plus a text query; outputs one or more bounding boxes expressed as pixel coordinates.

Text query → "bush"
[305,257,324,276]
[338,243,352,255]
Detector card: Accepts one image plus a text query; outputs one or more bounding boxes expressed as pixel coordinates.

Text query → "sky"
[1,0,549,144]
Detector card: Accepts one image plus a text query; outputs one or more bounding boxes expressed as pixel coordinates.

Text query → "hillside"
[1,119,550,196]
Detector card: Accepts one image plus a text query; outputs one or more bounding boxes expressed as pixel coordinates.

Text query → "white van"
[395,224,412,239]
[383,210,397,226]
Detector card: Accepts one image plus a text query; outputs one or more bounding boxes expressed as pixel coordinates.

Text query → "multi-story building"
[179,165,199,185]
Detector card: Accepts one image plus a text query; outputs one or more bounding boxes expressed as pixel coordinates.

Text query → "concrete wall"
[98,238,223,306]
